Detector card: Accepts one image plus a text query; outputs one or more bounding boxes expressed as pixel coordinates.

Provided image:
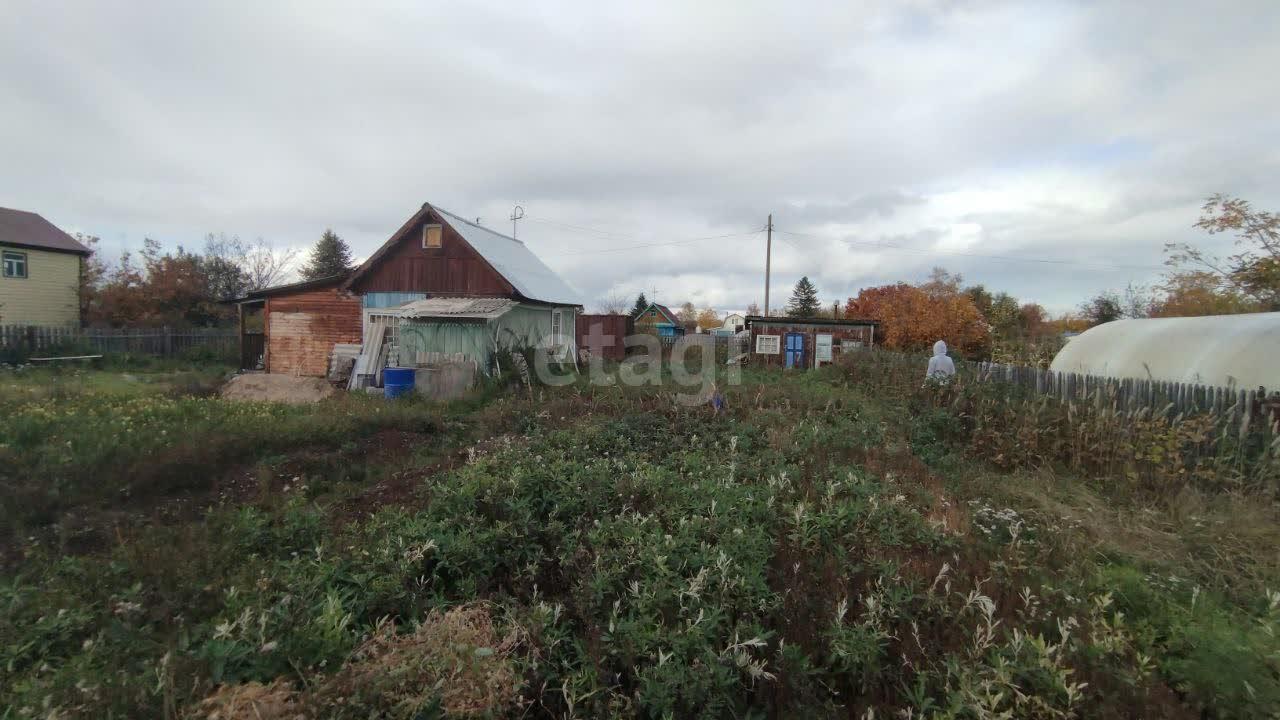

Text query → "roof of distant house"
[0,206,91,255]
[637,302,680,325]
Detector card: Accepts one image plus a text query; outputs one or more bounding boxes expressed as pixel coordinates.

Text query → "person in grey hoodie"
[925,340,956,380]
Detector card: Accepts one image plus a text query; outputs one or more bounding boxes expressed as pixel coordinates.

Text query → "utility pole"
[763,214,773,317]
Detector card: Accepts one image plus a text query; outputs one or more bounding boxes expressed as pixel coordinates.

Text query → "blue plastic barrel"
[383,367,416,399]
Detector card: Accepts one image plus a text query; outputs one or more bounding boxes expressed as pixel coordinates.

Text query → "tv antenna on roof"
[509,205,525,239]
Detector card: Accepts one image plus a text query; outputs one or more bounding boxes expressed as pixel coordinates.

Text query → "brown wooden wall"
[350,209,514,296]
[265,287,363,377]
[576,314,634,360]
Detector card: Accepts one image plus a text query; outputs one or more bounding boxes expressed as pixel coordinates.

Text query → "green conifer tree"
[301,229,353,280]
[786,276,821,318]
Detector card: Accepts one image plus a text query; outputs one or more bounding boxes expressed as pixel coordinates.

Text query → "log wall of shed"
[265,286,363,377]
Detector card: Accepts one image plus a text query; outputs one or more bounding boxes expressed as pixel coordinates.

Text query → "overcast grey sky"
[3,1,1278,314]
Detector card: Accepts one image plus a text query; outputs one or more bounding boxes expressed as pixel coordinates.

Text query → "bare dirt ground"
[219,373,336,404]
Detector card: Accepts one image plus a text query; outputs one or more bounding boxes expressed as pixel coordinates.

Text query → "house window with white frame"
[551,309,564,339]
[2,250,27,279]
[755,334,780,354]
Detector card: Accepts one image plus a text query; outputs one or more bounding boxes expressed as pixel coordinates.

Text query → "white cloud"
[1,0,1277,315]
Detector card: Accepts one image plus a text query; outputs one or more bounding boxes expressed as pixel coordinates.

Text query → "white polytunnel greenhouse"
[1049,312,1280,390]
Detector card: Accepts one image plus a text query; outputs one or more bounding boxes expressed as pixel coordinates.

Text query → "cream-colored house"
[0,207,90,328]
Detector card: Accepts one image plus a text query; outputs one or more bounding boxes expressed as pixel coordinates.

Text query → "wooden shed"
[746,316,878,370]
[576,314,634,361]
[236,274,363,376]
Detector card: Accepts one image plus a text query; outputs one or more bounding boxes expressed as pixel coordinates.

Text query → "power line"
[775,229,1166,273]
[545,229,765,257]
[528,214,765,257]
[528,217,637,239]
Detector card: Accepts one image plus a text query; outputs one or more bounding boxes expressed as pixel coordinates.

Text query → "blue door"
[784,332,805,369]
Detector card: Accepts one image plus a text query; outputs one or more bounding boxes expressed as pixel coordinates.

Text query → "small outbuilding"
[235,274,363,376]
[576,313,634,360]
[389,296,573,370]
[1050,312,1280,390]
[746,316,878,369]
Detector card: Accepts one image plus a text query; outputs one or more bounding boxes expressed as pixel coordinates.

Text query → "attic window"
[422,224,443,249]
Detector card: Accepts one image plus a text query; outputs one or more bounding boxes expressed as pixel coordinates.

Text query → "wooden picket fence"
[846,348,1275,422]
[0,325,237,359]
[973,359,1271,421]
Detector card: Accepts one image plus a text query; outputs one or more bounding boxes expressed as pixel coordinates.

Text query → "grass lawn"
[1,360,1278,718]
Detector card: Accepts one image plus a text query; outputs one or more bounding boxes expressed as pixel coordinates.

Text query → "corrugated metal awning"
[397,297,517,320]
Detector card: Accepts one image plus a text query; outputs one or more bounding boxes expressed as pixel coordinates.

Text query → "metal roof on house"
[432,207,583,306]
[397,297,517,320]
[0,206,91,255]
[637,302,680,325]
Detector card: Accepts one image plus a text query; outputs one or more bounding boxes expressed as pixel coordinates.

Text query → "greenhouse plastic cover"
[1049,312,1280,390]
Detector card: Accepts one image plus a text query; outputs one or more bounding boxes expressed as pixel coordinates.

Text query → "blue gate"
[784,332,805,369]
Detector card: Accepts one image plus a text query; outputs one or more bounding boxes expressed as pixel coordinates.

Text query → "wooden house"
[721,313,746,333]
[633,302,685,338]
[0,207,91,328]
[342,203,582,377]
[747,316,877,369]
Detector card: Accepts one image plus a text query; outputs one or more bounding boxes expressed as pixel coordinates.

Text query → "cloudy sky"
[3,1,1278,314]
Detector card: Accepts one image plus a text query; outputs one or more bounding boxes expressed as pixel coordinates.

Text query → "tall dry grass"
[839,349,1280,498]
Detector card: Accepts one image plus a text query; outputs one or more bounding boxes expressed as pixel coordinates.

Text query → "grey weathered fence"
[847,348,1275,422]
[973,360,1271,421]
[0,325,237,359]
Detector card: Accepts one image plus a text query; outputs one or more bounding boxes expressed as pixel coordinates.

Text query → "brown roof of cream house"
[0,206,91,255]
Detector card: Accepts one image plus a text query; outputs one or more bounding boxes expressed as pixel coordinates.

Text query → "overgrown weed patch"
[1,364,1277,717]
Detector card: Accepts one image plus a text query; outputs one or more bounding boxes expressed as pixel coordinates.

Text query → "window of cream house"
[2,250,27,279]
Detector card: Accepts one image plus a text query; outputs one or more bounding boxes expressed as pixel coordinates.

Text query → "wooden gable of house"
[348,207,515,297]
[635,303,679,326]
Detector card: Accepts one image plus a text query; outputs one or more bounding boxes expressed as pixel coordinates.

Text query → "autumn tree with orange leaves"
[845,280,990,357]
